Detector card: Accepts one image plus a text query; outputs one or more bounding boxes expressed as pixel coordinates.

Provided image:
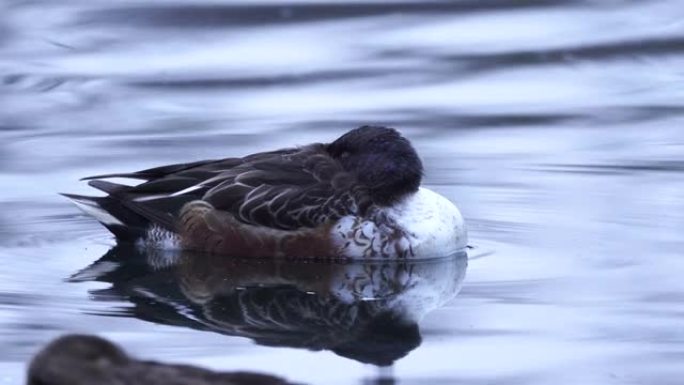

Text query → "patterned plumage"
[63,126,466,258]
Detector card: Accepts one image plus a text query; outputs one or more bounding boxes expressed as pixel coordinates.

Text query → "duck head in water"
[27,334,293,385]
[27,335,129,385]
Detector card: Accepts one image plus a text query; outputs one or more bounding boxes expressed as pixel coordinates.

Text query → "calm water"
[2,1,684,384]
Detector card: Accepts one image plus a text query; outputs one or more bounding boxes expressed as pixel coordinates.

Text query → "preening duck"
[63,126,467,259]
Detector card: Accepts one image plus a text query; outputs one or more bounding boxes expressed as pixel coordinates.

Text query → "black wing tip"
[87,180,131,195]
[60,191,149,241]
[80,174,109,181]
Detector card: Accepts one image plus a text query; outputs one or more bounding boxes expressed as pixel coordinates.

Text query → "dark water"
[2,1,684,384]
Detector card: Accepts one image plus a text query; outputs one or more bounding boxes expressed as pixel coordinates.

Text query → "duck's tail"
[63,169,206,242]
[60,188,151,242]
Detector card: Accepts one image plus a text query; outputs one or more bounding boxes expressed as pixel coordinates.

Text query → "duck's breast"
[389,187,468,256]
[331,187,467,259]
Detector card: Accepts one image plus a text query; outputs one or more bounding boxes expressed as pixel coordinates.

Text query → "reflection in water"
[72,247,467,367]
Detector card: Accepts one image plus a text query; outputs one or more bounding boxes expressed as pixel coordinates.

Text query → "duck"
[27,334,293,385]
[63,126,467,259]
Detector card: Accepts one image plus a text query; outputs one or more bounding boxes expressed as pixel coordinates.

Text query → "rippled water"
[2,1,684,384]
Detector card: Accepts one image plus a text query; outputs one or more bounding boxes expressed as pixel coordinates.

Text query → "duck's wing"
[68,150,297,238]
[81,148,294,184]
[81,149,302,202]
[202,144,370,230]
[72,145,369,237]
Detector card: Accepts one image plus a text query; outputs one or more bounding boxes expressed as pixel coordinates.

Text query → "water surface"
[1,1,684,384]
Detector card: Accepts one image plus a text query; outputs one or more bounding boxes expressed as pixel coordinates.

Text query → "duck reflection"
[73,247,467,367]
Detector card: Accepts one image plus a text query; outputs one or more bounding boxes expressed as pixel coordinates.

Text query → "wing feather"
[203,144,366,230]
[78,144,369,233]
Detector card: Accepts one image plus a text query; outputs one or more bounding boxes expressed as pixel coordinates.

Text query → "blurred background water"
[1,0,684,384]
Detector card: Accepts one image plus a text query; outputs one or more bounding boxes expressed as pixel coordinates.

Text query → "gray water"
[1,1,684,384]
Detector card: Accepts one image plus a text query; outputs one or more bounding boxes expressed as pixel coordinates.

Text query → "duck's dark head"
[27,335,130,385]
[328,126,423,206]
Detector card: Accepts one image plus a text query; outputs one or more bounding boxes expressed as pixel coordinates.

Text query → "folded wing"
[75,144,370,236]
[203,144,368,230]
